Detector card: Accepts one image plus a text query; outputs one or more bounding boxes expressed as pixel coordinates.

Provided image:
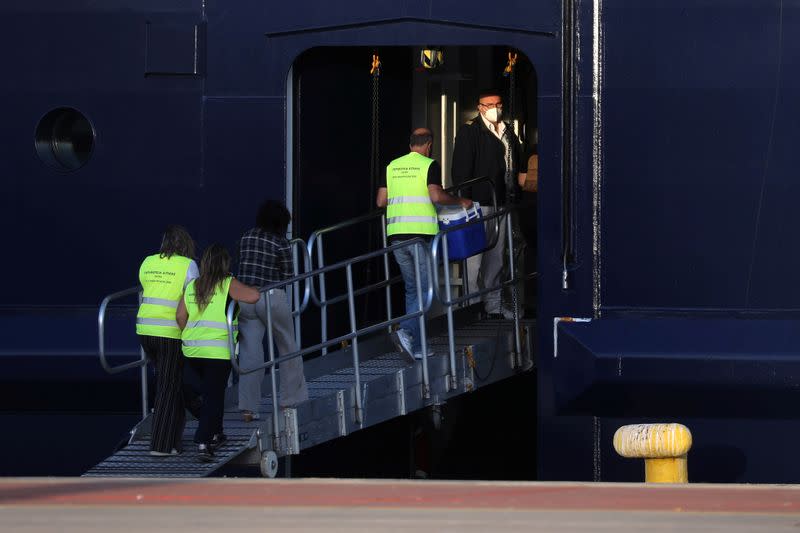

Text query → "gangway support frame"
[85,310,534,478]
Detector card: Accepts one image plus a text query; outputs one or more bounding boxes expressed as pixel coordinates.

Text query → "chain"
[371,73,380,193]
[365,54,381,318]
[502,50,524,316]
[370,53,381,199]
[509,61,516,122]
[504,51,518,122]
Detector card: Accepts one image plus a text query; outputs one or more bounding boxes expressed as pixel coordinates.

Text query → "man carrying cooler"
[376,127,472,360]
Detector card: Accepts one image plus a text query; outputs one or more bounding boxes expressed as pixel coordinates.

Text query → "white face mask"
[484,107,502,123]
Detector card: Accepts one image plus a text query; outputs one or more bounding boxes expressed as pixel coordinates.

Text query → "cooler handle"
[463,202,481,221]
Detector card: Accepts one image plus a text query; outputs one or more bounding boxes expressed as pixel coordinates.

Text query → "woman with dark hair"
[136,225,199,456]
[176,244,260,462]
[237,200,308,422]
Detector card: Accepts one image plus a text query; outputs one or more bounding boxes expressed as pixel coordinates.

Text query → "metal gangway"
[86,179,535,478]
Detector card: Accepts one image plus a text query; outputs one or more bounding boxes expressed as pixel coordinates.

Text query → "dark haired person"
[176,244,260,462]
[237,200,308,422]
[136,225,199,456]
[377,128,471,359]
[451,89,528,319]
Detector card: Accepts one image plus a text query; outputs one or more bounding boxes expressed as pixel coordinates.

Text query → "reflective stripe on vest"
[181,277,238,360]
[186,320,238,332]
[387,196,430,205]
[136,254,192,340]
[386,215,438,225]
[385,152,439,237]
[183,339,229,348]
[141,297,179,308]
[136,317,179,328]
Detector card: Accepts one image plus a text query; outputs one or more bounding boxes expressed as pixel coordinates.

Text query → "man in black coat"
[451,89,527,319]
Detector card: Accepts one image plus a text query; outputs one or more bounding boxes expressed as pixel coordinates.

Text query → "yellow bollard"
[613,423,692,483]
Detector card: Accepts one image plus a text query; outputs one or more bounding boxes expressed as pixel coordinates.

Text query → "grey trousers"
[238,289,308,412]
[465,205,507,314]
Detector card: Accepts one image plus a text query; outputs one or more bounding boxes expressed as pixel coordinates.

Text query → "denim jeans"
[392,240,429,353]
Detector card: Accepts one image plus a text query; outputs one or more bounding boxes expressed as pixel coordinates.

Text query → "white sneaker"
[391,329,414,360]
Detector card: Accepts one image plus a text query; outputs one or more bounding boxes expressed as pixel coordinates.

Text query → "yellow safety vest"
[386,152,438,237]
[136,254,192,339]
[181,277,239,360]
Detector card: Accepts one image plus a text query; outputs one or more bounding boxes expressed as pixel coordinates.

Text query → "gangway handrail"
[304,179,495,357]
[442,176,499,296]
[98,285,149,420]
[226,238,434,439]
[288,237,313,347]
[97,239,310,425]
[430,206,523,391]
[307,210,392,354]
[444,176,499,244]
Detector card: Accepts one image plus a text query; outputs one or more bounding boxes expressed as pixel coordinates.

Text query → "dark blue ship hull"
[1,0,799,482]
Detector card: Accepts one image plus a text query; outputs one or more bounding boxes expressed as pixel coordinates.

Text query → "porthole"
[35,107,95,171]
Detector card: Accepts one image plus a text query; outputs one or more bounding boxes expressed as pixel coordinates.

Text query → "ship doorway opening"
[290,45,538,345]
[289,45,538,480]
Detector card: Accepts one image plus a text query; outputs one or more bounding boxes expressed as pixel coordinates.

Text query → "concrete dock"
[1,478,799,532]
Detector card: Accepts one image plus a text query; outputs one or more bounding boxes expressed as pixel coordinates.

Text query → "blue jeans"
[392,241,429,353]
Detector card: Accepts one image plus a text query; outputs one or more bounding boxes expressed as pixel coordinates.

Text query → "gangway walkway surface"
[85,311,534,478]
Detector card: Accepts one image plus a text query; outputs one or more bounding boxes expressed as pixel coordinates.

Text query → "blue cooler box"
[437,203,487,261]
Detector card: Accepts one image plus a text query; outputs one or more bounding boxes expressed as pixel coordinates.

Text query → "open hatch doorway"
[289,45,538,351]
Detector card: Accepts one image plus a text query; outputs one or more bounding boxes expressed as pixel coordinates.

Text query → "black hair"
[409,131,433,148]
[255,200,291,235]
[477,89,503,103]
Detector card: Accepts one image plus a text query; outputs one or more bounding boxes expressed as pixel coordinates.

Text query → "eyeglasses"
[479,101,503,109]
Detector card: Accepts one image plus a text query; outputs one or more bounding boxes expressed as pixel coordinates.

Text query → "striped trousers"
[138,335,186,453]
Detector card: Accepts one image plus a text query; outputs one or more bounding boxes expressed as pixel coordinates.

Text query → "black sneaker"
[197,443,214,463]
[209,433,228,451]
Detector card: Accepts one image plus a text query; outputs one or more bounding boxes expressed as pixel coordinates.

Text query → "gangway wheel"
[260,451,279,478]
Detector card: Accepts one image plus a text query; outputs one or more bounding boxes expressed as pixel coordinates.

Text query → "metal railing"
[98,183,526,440]
[441,176,499,301]
[287,238,313,346]
[97,239,311,423]
[307,211,393,355]
[226,238,434,438]
[97,285,149,420]
[443,175,498,216]
[431,206,523,391]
